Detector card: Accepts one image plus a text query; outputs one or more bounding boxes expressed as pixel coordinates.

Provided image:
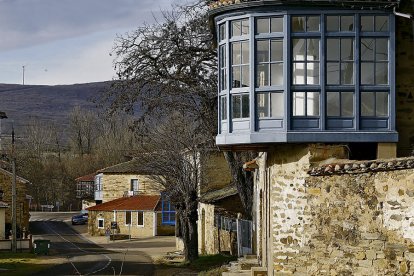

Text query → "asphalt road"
[29,212,155,276]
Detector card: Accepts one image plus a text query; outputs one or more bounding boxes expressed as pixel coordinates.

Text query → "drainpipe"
[393,7,413,20]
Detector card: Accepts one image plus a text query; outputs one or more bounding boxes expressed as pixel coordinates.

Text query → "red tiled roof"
[87,195,160,211]
[75,173,96,182]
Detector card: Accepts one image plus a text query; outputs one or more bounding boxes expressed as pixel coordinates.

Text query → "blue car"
[71,213,88,225]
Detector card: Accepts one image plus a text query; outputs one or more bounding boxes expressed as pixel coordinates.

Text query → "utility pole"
[11,126,16,253]
[22,66,25,86]
[0,112,7,153]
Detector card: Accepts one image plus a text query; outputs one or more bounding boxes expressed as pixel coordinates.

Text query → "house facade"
[75,173,95,210]
[209,0,414,275]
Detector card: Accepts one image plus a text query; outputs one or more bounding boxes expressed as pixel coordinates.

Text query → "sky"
[0,0,183,85]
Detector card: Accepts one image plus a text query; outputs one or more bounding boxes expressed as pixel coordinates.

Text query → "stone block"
[404,252,414,261]
[307,188,321,196]
[355,251,366,260]
[361,232,382,240]
[370,240,385,250]
[365,250,376,260]
[358,260,373,267]
[400,261,409,274]
[373,259,388,270]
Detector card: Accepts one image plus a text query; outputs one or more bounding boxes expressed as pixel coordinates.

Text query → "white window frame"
[97,218,104,229]
[137,211,144,227]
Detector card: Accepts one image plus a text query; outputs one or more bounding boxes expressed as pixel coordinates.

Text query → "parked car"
[71,213,88,225]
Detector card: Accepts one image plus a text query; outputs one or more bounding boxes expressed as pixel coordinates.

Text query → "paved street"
[29,212,176,276]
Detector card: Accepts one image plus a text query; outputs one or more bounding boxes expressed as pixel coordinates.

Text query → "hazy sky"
[0,0,183,85]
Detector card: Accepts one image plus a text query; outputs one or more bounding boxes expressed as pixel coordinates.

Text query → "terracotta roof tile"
[75,173,96,182]
[87,195,160,211]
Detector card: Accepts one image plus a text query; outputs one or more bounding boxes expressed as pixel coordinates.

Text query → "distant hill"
[0,82,111,135]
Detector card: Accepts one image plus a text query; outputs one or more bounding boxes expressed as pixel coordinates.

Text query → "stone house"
[87,194,175,237]
[208,0,414,274]
[75,173,95,210]
[0,168,30,235]
[93,158,164,204]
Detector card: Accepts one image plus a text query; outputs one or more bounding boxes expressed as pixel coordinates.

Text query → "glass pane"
[376,62,388,85]
[293,92,305,116]
[341,16,354,31]
[327,39,339,61]
[361,92,375,116]
[307,62,319,85]
[326,16,339,32]
[232,95,241,118]
[376,92,388,116]
[271,40,283,61]
[231,20,241,37]
[376,39,388,61]
[293,39,305,61]
[293,62,305,85]
[232,67,241,88]
[307,92,320,116]
[220,69,227,90]
[257,64,269,87]
[307,16,320,32]
[327,62,340,85]
[256,18,269,34]
[292,16,305,32]
[341,39,354,61]
[232,43,241,65]
[341,62,354,85]
[271,63,283,86]
[257,40,269,62]
[270,93,284,117]
[341,92,354,117]
[375,16,388,32]
[271,17,283,33]
[241,65,250,87]
[219,23,226,41]
[219,45,226,68]
[327,92,340,116]
[361,38,374,61]
[361,63,374,85]
[241,41,249,64]
[241,19,249,35]
[242,94,250,118]
[257,93,269,118]
[221,96,227,120]
[361,16,374,32]
[307,39,319,60]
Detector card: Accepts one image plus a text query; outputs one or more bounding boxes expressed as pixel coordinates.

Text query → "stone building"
[75,173,95,210]
[208,0,414,274]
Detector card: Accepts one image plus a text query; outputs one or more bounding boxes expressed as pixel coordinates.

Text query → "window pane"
[361,16,374,32]
[375,16,388,32]
[271,17,283,32]
[221,96,227,120]
[257,93,269,118]
[341,62,354,85]
[219,23,226,41]
[256,18,269,34]
[327,39,339,60]
[257,64,268,87]
[220,68,227,90]
[361,38,374,61]
[271,40,283,61]
[232,43,241,65]
[376,39,388,61]
[326,16,339,32]
[232,95,241,118]
[327,92,340,116]
[341,92,354,117]
[307,16,320,32]
[241,19,249,35]
[307,39,319,60]
[327,62,340,85]
[307,62,319,85]
[292,16,305,32]
[293,39,305,61]
[241,41,249,64]
[126,211,131,225]
[341,16,354,31]
[293,92,305,116]
[361,63,374,85]
[271,63,283,86]
[232,67,241,88]
[242,94,250,118]
[257,40,269,62]
[341,39,354,61]
[98,219,104,228]
[376,62,388,85]
[307,92,320,116]
[232,20,241,37]
[270,93,284,117]
[137,212,144,226]
[361,92,375,116]
[219,45,226,68]
[241,65,250,87]
[293,62,305,85]
[376,92,388,116]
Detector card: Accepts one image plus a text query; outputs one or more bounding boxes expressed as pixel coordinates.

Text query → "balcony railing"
[95,190,103,201]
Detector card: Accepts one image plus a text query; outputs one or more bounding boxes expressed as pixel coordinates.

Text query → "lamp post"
[11,126,16,253]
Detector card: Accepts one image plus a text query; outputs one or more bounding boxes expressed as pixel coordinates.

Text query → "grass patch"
[0,252,62,276]
[188,254,237,272]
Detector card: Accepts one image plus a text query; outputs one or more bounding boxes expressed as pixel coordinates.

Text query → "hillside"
[0,82,111,135]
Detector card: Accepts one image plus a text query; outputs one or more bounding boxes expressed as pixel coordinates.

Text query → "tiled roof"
[87,195,160,211]
[75,173,96,182]
[200,183,238,203]
[0,168,30,184]
[97,158,152,174]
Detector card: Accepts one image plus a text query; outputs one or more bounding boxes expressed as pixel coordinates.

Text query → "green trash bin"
[33,239,50,255]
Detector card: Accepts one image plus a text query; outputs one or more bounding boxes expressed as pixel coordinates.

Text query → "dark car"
[71,214,88,225]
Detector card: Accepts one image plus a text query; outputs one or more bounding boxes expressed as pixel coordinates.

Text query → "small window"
[231,41,250,88]
[137,211,144,227]
[292,38,320,85]
[98,218,104,229]
[125,211,132,225]
[293,92,320,116]
[292,16,320,32]
[219,23,226,41]
[130,179,138,191]
[326,15,354,32]
[231,19,249,37]
[257,92,284,118]
[220,96,227,120]
[361,15,388,32]
[256,17,283,34]
[326,38,354,85]
[327,92,354,117]
[219,45,227,91]
[232,94,249,119]
[257,40,283,87]
[361,38,388,85]
[361,92,388,117]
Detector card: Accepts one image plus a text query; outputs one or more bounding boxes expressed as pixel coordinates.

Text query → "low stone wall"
[0,239,31,251]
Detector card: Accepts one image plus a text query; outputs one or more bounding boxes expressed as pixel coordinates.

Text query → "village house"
[75,173,95,210]
[208,0,414,275]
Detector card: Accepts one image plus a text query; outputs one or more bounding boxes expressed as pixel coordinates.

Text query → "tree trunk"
[177,195,199,262]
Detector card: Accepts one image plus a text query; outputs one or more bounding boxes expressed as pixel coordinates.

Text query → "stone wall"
[262,145,414,275]
[198,202,218,254]
[200,151,232,195]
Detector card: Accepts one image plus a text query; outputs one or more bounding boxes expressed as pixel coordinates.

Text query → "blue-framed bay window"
[215,8,396,145]
[161,196,176,225]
